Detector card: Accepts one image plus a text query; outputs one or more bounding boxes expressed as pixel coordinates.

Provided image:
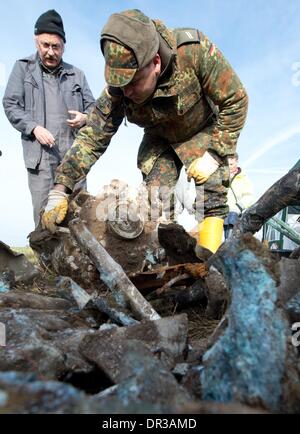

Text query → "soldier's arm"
[195,32,249,157]
[55,87,124,191]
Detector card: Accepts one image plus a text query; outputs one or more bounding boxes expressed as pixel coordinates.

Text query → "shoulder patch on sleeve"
[175,28,201,47]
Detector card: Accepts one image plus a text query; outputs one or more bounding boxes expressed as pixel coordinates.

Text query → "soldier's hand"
[67,111,87,129]
[187,152,220,184]
[33,126,55,147]
[41,189,69,233]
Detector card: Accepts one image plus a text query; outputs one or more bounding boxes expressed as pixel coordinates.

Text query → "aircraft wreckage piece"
[56,276,138,326]
[69,218,160,321]
[29,183,161,290]
[200,233,290,412]
[0,241,38,284]
[79,314,189,382]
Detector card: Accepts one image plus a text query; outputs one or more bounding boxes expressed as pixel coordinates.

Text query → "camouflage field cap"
[101,9,159,87]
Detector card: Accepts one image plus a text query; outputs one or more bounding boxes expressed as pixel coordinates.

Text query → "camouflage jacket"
[55,20,248,190]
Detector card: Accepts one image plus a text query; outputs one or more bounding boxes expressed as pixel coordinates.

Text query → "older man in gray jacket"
[3,9,95,226]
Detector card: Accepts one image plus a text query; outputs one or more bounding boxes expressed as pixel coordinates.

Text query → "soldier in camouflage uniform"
[42,9,248,253]
[236,164,300,234]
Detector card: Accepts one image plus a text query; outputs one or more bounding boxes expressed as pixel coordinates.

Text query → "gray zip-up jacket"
[2,53,95,169]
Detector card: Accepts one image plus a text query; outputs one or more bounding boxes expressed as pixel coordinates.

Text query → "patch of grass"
[12,246,38,265]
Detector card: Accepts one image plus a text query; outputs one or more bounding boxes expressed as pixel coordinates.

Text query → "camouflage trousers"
[143,147,229,223]
[240,167,300,233]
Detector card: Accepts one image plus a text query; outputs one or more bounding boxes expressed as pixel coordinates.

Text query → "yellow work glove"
[41,189,69,233]
[187,151,220,184]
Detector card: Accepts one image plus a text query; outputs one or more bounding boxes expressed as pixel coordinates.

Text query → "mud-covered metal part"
[92,298,139,326]
[107,199,145,239]
[201,233,291,412]
[69,218,161,321]
[0,241,38,283]
[158,223,209,264]
[29,181,161,287]
[56,276,138,326]
[29,228,100,291]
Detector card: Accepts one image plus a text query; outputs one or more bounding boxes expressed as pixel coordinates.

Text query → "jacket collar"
[154,20,176,81]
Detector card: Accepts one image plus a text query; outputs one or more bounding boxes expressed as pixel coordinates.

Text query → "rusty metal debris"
[129,263,208,294]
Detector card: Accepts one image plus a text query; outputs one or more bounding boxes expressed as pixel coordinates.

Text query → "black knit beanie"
[34,10,66,43]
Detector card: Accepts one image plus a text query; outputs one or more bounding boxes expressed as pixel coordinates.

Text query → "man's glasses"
[37,41,63,52]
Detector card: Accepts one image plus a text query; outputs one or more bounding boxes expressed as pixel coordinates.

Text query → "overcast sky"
[1,0,300,246]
